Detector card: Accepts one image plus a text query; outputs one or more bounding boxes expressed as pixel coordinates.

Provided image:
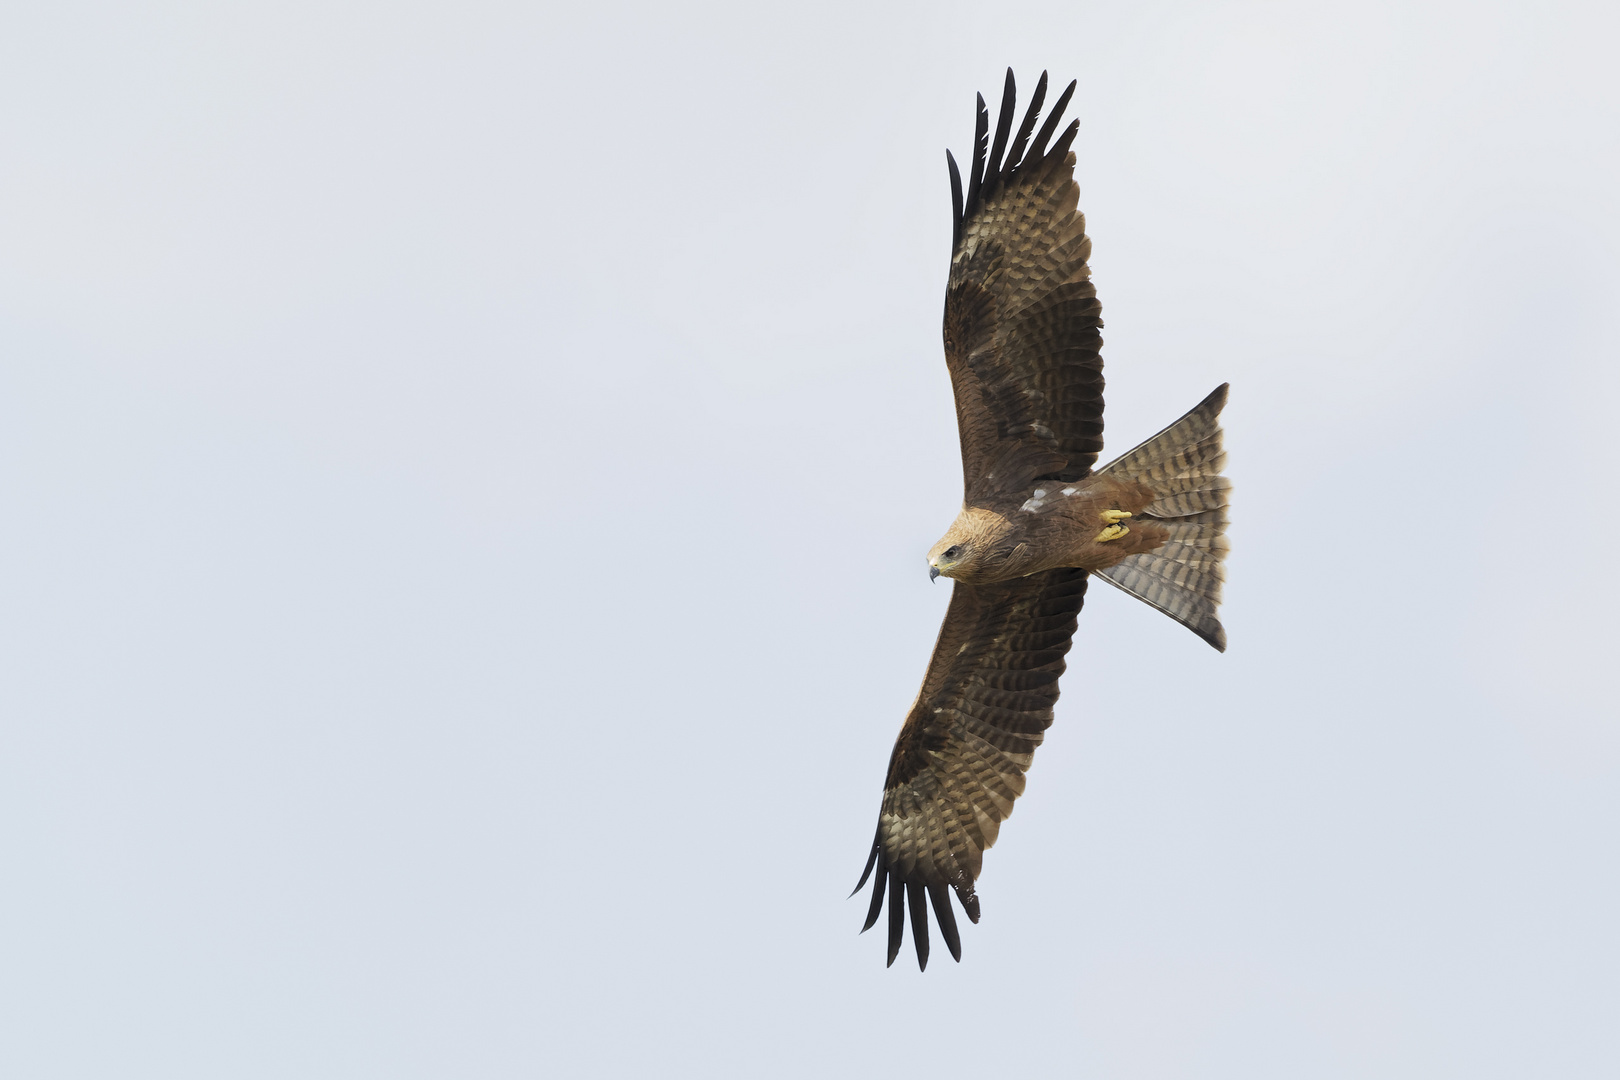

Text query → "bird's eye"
[944,545,961,560]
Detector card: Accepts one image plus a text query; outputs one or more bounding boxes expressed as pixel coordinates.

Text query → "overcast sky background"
[3,1,1618,1076]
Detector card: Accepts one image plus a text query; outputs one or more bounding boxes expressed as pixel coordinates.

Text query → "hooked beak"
[929,566,941,583]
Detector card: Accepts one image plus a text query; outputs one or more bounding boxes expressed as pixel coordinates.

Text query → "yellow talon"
[1101,510,1132,524]
[1095,523,1129,542]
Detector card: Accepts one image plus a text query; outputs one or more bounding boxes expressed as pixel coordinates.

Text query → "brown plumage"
[853,70,1232,969]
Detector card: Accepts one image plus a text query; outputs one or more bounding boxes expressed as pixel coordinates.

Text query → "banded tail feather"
[1096,384,1231,651]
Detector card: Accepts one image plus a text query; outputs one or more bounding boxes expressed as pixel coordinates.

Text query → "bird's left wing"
[943,70,1105,504]
[852,568,1089,969]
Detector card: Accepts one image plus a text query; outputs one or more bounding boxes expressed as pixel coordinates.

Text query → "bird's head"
[927,507,1017,583]
[927,539,968,581]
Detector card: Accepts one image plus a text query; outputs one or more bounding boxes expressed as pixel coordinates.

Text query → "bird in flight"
[853,69,1231,970]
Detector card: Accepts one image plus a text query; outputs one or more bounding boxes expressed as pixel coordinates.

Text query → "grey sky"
[2,1,1617,1076]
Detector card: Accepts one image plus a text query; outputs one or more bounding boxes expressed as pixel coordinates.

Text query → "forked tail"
[1095,384,1231,650]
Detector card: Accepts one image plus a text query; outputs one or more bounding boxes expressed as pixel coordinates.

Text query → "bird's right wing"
[852,568,1089,969]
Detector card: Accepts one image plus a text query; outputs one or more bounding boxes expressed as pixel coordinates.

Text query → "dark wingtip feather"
[947,150,964,247]
[850,828,881,897]
[885,868,904,967]
[963,92,989,221]
[859,852,888,932]
[907,881,931,971]
[984,68,1017,195]
[955,883,981,924]
[928,882,962,962]
[1027,78,1076,163]
[1049,118,1081,164]
[1004,70,1048,179]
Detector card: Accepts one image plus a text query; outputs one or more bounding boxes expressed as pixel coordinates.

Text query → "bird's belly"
[1011,475,1168,576]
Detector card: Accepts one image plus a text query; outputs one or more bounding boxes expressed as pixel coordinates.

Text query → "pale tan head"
[927,506,1022,584]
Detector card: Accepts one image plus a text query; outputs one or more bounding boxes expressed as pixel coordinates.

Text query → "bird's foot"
[1101,510,1132,524]
[1095,523,1130,542]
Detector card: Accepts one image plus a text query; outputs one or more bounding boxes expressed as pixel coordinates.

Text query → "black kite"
[853,70,1231,969]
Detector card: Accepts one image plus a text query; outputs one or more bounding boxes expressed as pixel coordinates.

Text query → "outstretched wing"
[943,69,1105,502]
[852,569,1088,969]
